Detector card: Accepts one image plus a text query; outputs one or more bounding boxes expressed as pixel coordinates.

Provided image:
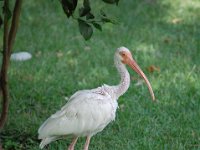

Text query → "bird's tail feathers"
[39,136,60,149]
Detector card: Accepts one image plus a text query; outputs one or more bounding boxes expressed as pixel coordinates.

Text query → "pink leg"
[84,136,91,150]
[68,136,78,150]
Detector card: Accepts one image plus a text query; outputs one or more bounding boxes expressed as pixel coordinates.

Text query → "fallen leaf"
[84,46,91,51]
[64,97,69,101]
[131,76,138,81]
[35,51,42,57]
[171,18,182,24]
[57,51,63,57]
[163,37,171,44]
[135,79,144,86]
[119,104,125,111]
[147,65,160,73]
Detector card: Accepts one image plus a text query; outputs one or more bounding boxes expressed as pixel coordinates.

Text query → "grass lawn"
[1,0,200,149]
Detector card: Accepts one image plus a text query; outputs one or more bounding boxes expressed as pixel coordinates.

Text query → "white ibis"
[38,47,155,150]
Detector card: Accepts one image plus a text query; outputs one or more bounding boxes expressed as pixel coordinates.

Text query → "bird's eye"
[121,53,126,57]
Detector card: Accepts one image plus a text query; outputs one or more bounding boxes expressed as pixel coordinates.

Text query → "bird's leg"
[84,136,91,150]
[68,136,78,150]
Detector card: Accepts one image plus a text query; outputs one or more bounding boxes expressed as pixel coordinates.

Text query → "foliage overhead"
[60,0,119,40]
[0,0,119,40]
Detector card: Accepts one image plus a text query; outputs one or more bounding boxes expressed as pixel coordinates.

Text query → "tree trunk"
[0,0,10,131]
[0,1,23,149]
[0,0,23,130]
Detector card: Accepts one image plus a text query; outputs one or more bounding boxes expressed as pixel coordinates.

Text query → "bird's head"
[116,46,155,101]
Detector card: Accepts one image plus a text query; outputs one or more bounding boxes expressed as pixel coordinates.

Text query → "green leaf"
[115,0,120,5]
[83,0,90,9]
[78,19,93,40]
[100,10,118,24]
[92,22,102,31]
[101,17,112,23]
[102,0,117,4]
[86,12,94,20]
[61,0,78,18]
[79,0,91,17]
[101,18,112,22]
[100,10,107,17]
[79,7,91,17]
[101,16,118,24]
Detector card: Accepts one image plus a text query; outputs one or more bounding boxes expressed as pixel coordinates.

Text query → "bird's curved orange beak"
[125,54,155,101]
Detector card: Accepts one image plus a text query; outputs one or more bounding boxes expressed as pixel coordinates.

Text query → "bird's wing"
[38,87,118,139]
[49,90,89,118]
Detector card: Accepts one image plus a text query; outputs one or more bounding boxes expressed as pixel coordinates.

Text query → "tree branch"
[8,0,23,56]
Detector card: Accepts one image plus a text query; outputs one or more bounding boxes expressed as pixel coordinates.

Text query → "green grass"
[1,0,200,149]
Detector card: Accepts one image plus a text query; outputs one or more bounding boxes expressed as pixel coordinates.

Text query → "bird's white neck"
[113,57,130,99]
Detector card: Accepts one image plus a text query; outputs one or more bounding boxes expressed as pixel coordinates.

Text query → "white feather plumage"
[38,86,118,148]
